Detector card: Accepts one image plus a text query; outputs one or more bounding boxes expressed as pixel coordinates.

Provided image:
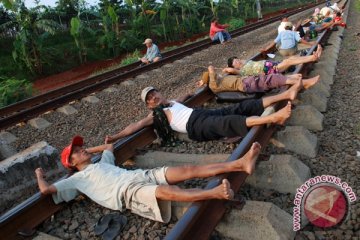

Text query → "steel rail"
[0,1,339,239]
[0,1,323,131]
[0,89,214,240]
[165,0,348,238]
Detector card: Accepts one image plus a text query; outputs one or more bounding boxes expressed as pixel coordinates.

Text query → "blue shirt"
[144,44,161,62]
[274,30,301,50]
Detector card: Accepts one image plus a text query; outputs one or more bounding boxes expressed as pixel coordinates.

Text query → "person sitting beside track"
[278,17,295,34]
[197,66,320,94]
[105,86,295,144]
[140,38,162,65]
[35,135,261,223]
[272,22,316,57]
[223,44,322,76]
[209,17,232,44]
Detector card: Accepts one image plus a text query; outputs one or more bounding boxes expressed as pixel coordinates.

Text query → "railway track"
[0,0,349,239]
[0,1,325,131]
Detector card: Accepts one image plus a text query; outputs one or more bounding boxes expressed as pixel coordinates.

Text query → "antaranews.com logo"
[293,175,357,231]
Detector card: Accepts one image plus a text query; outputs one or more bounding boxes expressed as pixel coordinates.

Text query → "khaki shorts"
[279,47,298,57]
[123,167,171,223]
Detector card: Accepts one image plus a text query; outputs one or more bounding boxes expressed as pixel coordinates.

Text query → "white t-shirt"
[164,101,193,133]
[53,150,143,210]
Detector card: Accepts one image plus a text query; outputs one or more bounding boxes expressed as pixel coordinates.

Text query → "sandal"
[94,214,114,236]
[102,215,127,240]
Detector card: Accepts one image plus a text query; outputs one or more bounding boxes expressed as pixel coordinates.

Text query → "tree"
[1,0,59,75]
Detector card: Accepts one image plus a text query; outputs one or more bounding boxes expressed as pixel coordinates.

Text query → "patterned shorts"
[263,60,280,75]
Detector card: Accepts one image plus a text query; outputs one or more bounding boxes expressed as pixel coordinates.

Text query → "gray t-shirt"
[52,150,142,210]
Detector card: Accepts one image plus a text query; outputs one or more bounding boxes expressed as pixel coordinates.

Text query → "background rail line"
[0,1,323,131]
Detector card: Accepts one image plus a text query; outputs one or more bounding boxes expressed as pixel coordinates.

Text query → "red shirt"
[209,22,227,38]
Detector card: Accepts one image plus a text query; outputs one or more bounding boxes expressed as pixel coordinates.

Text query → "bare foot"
[212,179,234,200]
[208,65,215,74]
[314,44,323,60]
[288,73,302,81]
[302,75,320,89]
[287,79,302,100]
[234,142,261,175]
[272,101,292,125]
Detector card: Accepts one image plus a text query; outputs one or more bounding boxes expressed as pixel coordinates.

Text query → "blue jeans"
[212,31,231,43]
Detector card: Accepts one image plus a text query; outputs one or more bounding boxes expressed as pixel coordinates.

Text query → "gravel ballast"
[3,2,359,240]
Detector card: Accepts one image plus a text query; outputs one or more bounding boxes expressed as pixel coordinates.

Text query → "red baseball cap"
[61,135,84,169]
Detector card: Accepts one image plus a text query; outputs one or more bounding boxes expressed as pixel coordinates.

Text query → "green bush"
[228,18,245,31]
[120,50,141,66]
[0,77,33,108]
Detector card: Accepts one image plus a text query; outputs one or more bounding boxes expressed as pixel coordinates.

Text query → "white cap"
[284,22,293,29]
[141,86,156,103]
[143,38,152,44]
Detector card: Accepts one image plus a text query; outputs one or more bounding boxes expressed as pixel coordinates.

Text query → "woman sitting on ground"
[209,17,231,44]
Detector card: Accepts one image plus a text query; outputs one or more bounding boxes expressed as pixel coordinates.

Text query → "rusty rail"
[0,1,341,239]
[165,1,347,239]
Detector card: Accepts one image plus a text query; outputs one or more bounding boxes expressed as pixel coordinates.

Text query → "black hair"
[152,105,178,147]
[336,12,341,17]
[145,89,157,102]
[227,56,238,68]
[211,17,218,23]
[285,25,292,30]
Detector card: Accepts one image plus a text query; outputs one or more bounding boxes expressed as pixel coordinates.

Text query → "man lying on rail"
[35,136,260,222]
[105,86,294,144]
[197,66,320,94]
[223,44,322,76]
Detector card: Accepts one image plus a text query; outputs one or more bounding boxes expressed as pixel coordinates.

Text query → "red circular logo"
[304,185,347,228]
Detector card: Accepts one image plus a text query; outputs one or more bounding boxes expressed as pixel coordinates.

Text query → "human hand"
[196,80,204,87]
[105,135,115,144]
[35,168,45,179]
[222,67,232,74]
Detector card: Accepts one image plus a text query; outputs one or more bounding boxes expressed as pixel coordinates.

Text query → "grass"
[89,50,141,77]
[355,123,360,136]
[356,0,360,12]
[0,76,33,108]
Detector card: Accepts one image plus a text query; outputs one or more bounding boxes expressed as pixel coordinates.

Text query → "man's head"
[141,86,164,109]
[284,22,293,30]
[211,17,218,23]
[281,16,289,22]
[143,38,153,48]
[61,136,92,170]
[227,56,244,69]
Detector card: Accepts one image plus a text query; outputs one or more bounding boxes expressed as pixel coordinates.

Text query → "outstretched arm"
[35,168,57,195]
[86,143,114,154]
[176,93,193,103]
[223,67,240,75]
[300,39,315,46]
[105,113,154,143]
[261,41,276,53]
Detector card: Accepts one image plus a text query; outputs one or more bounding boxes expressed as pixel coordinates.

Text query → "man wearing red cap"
[35,136,261,222]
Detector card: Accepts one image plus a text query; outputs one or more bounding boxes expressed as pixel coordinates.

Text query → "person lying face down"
[222,44,322,76]
[105,86,294,145]
[197,66,320,94]
[35,136,261,223]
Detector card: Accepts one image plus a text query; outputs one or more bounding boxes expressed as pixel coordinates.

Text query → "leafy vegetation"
[0,0,314,107]
[0,76,33,107]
